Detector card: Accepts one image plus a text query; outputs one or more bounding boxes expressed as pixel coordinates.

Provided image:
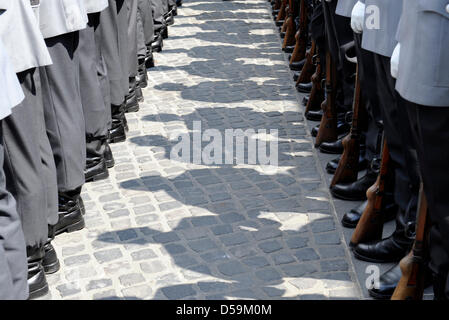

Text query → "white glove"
[351,1,365,34]
[390,43,401,79]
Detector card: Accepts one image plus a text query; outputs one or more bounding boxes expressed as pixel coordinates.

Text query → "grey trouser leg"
[117,0,131,94]
[80,14,109,158]
[92,11,112,130]
[41,32,86,192]
[137,7,147,59]
[139,0,155,45]
[3,69,48,248]
[99,0,126,106]
[0,127,28,300]
[151,0,166,33]
[127,0,139,78]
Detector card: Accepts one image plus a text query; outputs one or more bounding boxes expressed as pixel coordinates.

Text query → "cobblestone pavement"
[45,0,364,300]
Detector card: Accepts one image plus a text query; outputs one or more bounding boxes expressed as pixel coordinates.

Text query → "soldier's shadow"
[95,107,356,300]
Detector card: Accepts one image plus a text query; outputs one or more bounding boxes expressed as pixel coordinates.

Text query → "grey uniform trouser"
[127,0,139,78]
[3,68,58,248]
[139,0,155,46]
[151,0,166,33]
[117,0,131,93]
[0,129,28,300]
[80,13,110,158]
[40,32,86,193]
[99,0,127,106]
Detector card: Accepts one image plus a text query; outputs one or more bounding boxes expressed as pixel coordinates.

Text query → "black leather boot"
[296,82,312,93]
[85,156,109,182]
[85,136,109,183]
[289,59,305,71]
[330,167,378,201]
[136,57,148,89]
[151,32,163,52]
[353,235,411,263]
[54,187,85,236]
[306,109,323,121]
[311,120,350,137]
[275,20,284,27]
[293,71,301,82]
[170,4,178,16]
[176,0,182,6]
[145,46,155,69]
[27,246,48,300]
[125,77,139,113]
[42,242,60,275]
[341,193,397,228]
[368,264,402,299]
[104,142,115,169]
[319,136,344,154]
[109,104,127,143]
[326,154,369,174]
[165,12,174,26]
[280,31,285,38]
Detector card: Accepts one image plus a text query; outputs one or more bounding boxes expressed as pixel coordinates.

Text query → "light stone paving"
[46,0,363,300]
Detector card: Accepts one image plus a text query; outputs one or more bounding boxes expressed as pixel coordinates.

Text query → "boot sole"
[28,283,49,300]
[305,113,323,121]
[85,169,109,183]
[106,158,115,169]
[330,188,367,201]
[353,250,403,264]
[126,104,140,113]
[43,259,61,275]
[55,218,85,236]
[319,146,344,155]
[109,134,126,144]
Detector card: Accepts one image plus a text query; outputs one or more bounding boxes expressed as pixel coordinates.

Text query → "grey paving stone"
[293,248,320,262]
[255,268,282,282]
[131,249,157,261]
[242,256,271,268]
[320,259,349,272]
[314,232,341,245]
[161,284,196,299]
[119,273,146,287]
[86,279,113,291]
[188,238,219,253]
[258,240,283,253]
[94,249,123,264]
[217,260,249,276]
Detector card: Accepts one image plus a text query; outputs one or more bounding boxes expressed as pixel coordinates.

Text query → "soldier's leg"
[340,33,384,228]
[136,7,149,91]
[79,14,111,184]
[40,32,87,237]
[406,103,449,300]
[125,0,141,113]
[98,0,128,143]
[0,132,28,300]
[150,0,167,51]
[352,54,420,263]
[139,0,155,68]
[3,68,53,299]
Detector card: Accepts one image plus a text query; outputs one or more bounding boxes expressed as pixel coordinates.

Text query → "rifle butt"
[348,178,383,247]
[314,99,338,147]
[391,253,425,300]
[330,135,360,187]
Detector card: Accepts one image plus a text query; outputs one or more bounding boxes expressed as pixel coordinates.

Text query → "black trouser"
[322,0,355,110]
[405,101,449,299]
[373,54,419,245]
[353,33,382,163]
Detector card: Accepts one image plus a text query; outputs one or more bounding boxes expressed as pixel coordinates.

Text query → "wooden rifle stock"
[289,0,308,64]
[315,51,338,147]
[295,40,316,85]
[349,139,390,247]
[305,52,323,113]
[392,184,429,300]
[276,0,287,23]
[282,0,298,49]
[330,64,365,186]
